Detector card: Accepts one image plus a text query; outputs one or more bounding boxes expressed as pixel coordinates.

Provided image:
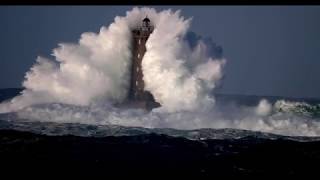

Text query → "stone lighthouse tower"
[128,16,160,110]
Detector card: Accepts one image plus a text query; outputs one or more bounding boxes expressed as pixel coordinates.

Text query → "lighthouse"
[128,16,160,110]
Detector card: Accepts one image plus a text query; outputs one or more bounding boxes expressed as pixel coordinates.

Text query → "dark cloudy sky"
[0,6,320,98]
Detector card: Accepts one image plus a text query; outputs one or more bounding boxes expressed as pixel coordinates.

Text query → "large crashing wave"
[0,7,225,113]
[0,7,320,137]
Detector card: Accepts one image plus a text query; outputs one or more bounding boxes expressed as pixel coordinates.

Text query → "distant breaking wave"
[274,100,320,118]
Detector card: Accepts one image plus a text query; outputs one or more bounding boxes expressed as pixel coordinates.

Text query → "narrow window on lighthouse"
[138,39,141,44]
[137,67,139,72]
[136,81,139,86]
[137,53,140,58]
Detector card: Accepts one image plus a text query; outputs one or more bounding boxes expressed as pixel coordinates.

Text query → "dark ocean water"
[1,88,320,177]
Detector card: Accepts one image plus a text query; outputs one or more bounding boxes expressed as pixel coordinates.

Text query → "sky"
[0,6,320,98]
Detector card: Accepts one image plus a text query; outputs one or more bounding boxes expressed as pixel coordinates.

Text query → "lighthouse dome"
[143,16,150,23]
